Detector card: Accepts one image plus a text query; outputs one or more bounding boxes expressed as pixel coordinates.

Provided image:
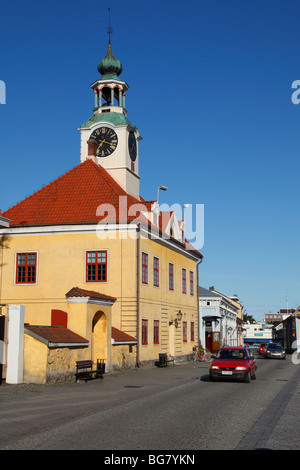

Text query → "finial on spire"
[97,8,123,79]
[107,8,113,43]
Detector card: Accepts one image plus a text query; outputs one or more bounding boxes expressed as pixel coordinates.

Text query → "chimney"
[209,286,214,291]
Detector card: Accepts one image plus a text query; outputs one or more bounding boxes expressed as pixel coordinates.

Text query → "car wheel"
[245,371,251,383]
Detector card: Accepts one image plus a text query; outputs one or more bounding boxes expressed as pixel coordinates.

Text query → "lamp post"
[156,185,167,223]
[157,185,167,205]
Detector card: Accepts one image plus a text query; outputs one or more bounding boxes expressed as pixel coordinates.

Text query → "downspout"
[136,223,141,367]
[196,257,203,348]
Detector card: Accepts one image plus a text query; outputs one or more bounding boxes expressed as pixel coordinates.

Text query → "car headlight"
[236,366,247,371]
[210,365,219,370]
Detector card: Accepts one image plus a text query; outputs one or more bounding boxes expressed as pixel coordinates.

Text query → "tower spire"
[107,8,113,44]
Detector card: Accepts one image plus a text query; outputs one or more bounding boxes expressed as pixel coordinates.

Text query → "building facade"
[0,39,203,383]
[243,322,273,346]
[198,286,239,353]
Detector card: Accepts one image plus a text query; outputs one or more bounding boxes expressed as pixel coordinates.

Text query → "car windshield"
[268,344,282,349]
[217,349,247,360]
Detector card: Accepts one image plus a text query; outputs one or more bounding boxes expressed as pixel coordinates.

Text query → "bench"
[155,353,174,368]
[75,359,105,382]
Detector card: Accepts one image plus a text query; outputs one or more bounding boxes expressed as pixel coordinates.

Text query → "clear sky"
[1,0,300,320]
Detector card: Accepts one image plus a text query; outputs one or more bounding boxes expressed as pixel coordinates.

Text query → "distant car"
[264,343,286,359]
[209,347,257,383]
[259,343,268,354]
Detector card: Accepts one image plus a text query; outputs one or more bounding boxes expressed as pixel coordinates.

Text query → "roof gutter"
[196,256,203,348]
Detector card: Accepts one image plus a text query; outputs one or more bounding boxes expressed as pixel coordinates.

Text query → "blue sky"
[1,0,300,320]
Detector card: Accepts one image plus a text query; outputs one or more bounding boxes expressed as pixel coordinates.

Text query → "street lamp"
[156,185,167,222]
[157,185,167,204]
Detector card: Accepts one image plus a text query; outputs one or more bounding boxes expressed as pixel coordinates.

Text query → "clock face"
[90,127,118,158]
[128,130,137,162]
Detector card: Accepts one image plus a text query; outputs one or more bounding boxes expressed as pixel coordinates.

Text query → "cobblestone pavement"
[236,364,300,450]
[1,361,300,450]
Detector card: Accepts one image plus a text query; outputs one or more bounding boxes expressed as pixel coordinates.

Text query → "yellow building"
[0,39,203,383]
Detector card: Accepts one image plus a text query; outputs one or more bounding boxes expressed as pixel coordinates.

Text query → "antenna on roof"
[107,8,113,43]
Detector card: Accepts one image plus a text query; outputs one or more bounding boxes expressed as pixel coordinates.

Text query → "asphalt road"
[0,353,298,450]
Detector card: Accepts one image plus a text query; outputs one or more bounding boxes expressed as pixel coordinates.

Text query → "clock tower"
[78,39,141,199]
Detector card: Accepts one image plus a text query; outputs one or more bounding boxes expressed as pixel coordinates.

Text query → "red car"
[209,347,257,383]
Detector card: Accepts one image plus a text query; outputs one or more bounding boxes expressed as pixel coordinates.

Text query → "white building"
[199,286,238,352]
[243,322,273,346]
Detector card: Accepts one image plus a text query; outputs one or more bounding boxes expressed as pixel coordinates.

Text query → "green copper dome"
[97,41,123,80]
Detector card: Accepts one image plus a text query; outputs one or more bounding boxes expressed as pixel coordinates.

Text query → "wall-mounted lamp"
[177,310,183,321]
[170,310,183,329]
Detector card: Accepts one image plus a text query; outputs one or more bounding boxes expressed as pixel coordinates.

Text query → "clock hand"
[103,140,116,146]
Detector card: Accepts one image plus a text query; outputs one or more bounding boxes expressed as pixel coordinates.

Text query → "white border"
[14,251,39,286]
[84,248,109,285]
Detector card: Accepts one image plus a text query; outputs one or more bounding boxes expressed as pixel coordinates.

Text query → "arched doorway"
[91,311,107,363]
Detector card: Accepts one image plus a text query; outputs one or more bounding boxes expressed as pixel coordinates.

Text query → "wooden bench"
[155,353,175,368]
[75,360,104,382]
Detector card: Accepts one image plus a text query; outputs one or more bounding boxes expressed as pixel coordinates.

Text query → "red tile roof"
[2,159,203,259]
[111,327,137,343]
[2,159,143,226]
[24,325,89,346]
[66,286,117,302]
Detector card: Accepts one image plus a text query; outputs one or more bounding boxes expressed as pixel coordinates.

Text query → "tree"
[243,313,256,323]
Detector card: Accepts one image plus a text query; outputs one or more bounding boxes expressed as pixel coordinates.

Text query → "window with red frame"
[182,268,187,294]
[153,320,159,344]
[86,251,107,282]
[142,319,148,345]
[142,252,148,284]
[16,252,37,284]
[153,256,159,287]
[183,321,187,342]
[190,271,194,295]
[191,321,195,342]
[169,262,174,290]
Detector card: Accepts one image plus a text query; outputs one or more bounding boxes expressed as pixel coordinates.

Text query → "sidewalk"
[236,364,300,450]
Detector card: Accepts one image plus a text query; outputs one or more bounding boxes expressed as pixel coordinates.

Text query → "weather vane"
[107,8,113,42]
